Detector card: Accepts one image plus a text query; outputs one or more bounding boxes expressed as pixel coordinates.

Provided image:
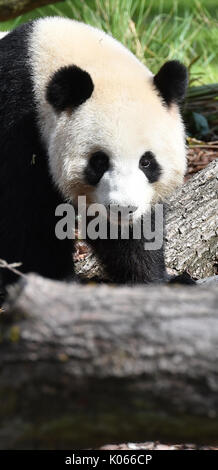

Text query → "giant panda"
[0,17,188,288]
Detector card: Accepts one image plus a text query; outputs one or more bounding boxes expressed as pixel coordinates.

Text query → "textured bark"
[75,160,218,281]
[165,159,218,278]
[0,0,64,21]
[0,274,218,449]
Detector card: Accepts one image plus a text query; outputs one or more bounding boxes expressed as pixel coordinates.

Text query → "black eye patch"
[84,151,110,186]
[139,151,161,183]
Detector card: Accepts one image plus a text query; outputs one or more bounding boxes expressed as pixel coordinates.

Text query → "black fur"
[46,65,94,112]
[139,151,161,183]
[87,213,166,284]
[153,60,188,106]
[88,236,166,284]
[169,272,196,285]
[84,151,110,186]
[0,23,73,287]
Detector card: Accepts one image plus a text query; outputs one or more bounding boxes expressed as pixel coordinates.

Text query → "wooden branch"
[0,0,64,21]
[0,274,218,448]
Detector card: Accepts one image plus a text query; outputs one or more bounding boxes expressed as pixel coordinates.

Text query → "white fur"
[28,17,186,217]
[0,31,8,39]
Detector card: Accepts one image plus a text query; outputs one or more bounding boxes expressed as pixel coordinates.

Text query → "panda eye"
[139,151,162,183]
[139,151,153,168]
[90,151,109,172]
[84,151,110,186]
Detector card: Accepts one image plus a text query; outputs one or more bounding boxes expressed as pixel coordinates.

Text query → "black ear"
[46,65,94,112]
[153,60,188,106]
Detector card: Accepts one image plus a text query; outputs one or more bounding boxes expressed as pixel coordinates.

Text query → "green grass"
[0,0,218,84]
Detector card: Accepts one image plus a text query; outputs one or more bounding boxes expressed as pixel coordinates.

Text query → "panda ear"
[153,60,188,106]
[46,65,94,112]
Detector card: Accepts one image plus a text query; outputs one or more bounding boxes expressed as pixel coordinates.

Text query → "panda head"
[45,55,188,220]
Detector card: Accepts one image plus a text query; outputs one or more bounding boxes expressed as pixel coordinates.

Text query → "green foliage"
[185,83,218,137]
[0,0,217,83]
[191,112,210,137]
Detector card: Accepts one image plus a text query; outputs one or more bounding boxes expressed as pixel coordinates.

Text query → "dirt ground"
[185,138,218,180]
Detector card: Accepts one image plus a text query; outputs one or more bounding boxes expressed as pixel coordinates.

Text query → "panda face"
[30,18,187,220]
[47,88,186,219]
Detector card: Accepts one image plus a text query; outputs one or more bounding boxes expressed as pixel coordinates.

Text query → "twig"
[0,259,25,277]
[189,145,218,149]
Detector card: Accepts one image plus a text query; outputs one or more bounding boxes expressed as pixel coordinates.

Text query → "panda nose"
[128,206,138,214]
[84,151,110,186]
[109,205,138,214]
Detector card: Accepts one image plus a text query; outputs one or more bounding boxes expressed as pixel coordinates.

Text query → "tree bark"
[0,274,218,449]
[0,0,64,21]
[165,159,218,278]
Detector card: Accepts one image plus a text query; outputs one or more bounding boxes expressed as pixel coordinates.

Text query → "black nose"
[128,206,138,214]
[109,205,138,215]
[84,151,110,186]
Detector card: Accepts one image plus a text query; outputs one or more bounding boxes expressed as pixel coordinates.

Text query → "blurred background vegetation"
[0,0,218,138]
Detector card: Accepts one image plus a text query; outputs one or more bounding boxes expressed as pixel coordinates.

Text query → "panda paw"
[168,271,196,285]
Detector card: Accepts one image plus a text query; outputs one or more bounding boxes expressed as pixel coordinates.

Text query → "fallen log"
[0,274,218,449]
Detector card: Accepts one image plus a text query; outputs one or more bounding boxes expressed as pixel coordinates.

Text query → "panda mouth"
[106,205,137,226]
